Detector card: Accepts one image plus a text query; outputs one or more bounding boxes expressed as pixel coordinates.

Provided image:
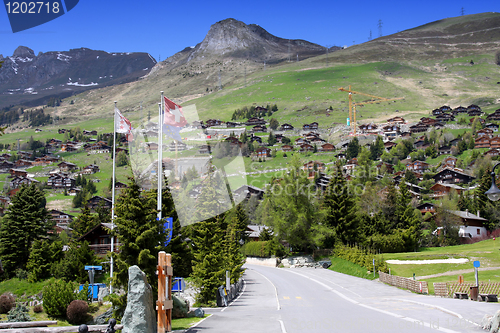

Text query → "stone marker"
[121,266,156,333]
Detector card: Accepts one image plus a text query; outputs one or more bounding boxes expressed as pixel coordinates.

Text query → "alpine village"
[1,12,500,332]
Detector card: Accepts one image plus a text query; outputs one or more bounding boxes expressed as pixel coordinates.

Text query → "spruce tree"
[112,179,162,292]
[321,162,358,246]
[70,203,97,238]
[191,217,225,305]
[0,184,53,277]
[223,213,245,283]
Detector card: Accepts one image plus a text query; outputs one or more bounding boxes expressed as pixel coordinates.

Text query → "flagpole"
[110,101,117,294]
[158,92,163,222]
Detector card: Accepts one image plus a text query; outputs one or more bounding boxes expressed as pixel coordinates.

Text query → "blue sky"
[1,1,498,60]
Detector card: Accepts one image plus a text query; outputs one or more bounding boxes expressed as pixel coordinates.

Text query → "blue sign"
[4,0,80,33]
[172,278,184,292]
[164,217,173,246]
[473,261,480,268]
[84,266,102,271]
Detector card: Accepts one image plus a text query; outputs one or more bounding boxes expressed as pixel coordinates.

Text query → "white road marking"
[278,319,287,333]
[285,269,462,333]
[249,268,281,310]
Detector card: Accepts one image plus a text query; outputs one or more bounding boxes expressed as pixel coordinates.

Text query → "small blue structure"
[172,278,185,292]
[79,283,107,301]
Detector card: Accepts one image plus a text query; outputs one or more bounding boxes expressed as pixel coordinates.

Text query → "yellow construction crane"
[339,86,404,135]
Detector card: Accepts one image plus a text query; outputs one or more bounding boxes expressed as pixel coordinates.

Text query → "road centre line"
[284,269,461,333]
[249,268,281,310]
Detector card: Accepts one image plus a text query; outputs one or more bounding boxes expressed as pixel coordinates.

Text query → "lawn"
[383,239,500,280]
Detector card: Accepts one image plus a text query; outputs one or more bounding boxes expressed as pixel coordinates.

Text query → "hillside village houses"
[1,101,499,247]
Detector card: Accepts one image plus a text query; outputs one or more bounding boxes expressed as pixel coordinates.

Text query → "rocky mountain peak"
[12,46,35,58]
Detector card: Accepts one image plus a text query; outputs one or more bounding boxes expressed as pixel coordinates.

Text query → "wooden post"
[157,251,173,333]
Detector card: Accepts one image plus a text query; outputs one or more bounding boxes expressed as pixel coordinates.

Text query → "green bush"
[333,244,388,273]
[241,239,286,258]
[42,279,76,317]
[7,303,31,322]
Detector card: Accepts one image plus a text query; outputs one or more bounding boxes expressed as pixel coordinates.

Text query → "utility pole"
[461,7,465,16]
[378,19,383,37]
[288,40,291,62]
[369,30,372,41]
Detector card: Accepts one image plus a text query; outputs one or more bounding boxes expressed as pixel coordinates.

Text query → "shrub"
[33,304,43,313]
[66,300,89,324]
[7,303,31,322]
[42,279,75,317]
[241,239,286,258]
[0,293,15,314]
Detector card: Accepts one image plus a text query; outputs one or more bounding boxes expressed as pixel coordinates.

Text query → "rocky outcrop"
[280,255,316,268]
[121,266,156,333]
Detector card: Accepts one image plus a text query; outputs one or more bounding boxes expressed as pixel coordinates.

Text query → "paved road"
[187,264,497,333]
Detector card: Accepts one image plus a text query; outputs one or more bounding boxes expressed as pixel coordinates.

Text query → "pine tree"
[320,162,358,246]
[70,204,97,238]
[112,179,162,292]
[190,217,225,305]
[26,240,52,282]
[0,184,53,276]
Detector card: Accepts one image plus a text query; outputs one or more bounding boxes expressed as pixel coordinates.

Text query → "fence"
[379,271,428,294]
[433,282,500,298]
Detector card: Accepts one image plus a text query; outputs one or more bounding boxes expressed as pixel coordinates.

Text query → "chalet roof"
[432,167,475,179]
[246,225,272,238]
[448,210,487,221]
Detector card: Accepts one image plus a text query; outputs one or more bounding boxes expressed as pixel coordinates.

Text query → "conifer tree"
[112,179,162,292]
[70,203,97,238]
[0,184,53,277]
[320,162,358,246]
[191,217,225,305]
[223,213,245,283]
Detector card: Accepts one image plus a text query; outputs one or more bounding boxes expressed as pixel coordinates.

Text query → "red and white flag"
[115,106,133,141]
[164,96,187,127]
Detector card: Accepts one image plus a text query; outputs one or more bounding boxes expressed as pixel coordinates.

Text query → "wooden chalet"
[169,141,188,151]
[387,116,405,124]
[47,173,76,189]
[233,185,265,201]
[83,130,98,136]
[430,183,465,198]
[410,122,429,133]
[250,135,263,144]
[432,109,444,116]
[449,210,488,239]
[485,123,499,132]
[58,161,78,172]
[441,156,457,169]
[18,151,32,159]
[438,145,452,155]
[78,223,120,256]
[198,144,211,154]
[491,136,500,149]
[484,149,500,157]
[453,106,467,113]
[468,109,483,117]
[359,123,378,133]
[282,145,293,152]
[146,142,159,150]
[295,137,309,145]
[406,160,429,173]
[449,138,460,147]
[470,117,486,125]
[82,164,100,175]
[9,169,28,178]
[475,137,491,149]
[302,161,326,172]
[320,143,335,151]
[477,128,493,138]
[302,122,319,131]
[486,109,500,121]
[15,159,33,168]
[384,141,397,150]
[280,123,294,131]
[246,118,266,126]
[246,225,272,242]
[49,209,74,226]
[335,152,347,159]
[299,144,314,152]
[87,196,112,212]
[439,105,452,112]
[252,125,267,133]
[255,147,271,158]
[9,176,39,188]
[432,167,475,184]
[61,143,78,152]
[417,202,435,215]
[205,119,224,127]
[0,161,14,172]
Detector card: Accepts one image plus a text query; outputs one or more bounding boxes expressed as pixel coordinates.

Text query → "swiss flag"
[115,107,133,141]
[164,96,187,127]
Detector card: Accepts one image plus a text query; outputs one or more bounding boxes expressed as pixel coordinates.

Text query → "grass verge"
[328,257,378,280]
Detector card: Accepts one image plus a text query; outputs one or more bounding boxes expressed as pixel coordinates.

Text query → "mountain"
[323,12,500,63]
[0,46,157,108]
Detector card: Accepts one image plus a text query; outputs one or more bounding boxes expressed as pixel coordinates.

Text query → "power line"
[378,19,383,37]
